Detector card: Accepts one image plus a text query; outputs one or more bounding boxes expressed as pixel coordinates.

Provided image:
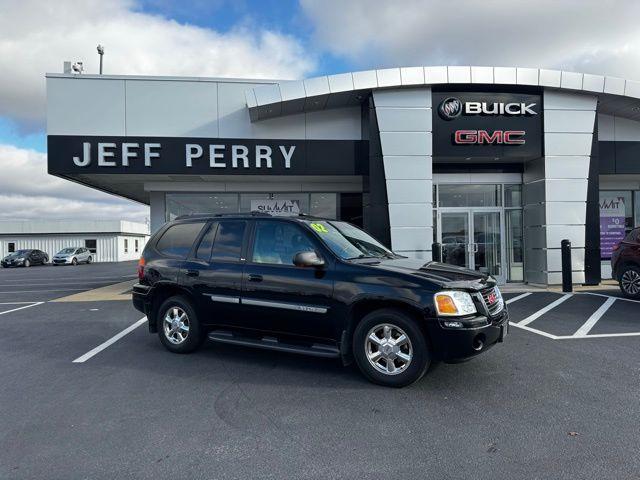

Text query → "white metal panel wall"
[116,235,148,261]
[0,234,145,262]
[47,76,361,141]
[523,91,597,285]
[373,88,433,260]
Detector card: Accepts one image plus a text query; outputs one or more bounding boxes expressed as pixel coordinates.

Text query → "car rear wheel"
[353,308,430,388]
[157,296,204,354]
[87,256,92,264]
[619,266,640,299]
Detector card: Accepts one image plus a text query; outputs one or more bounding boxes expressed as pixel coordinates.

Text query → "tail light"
[137,256,146,280]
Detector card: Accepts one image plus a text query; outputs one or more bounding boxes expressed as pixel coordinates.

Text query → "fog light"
[443,321,463,328]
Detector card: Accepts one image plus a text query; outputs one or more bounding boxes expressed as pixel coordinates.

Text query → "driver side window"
[251,221,315,265]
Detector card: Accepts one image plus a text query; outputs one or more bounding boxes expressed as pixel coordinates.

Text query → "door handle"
[248,274,263,282]
[185,270,199,277]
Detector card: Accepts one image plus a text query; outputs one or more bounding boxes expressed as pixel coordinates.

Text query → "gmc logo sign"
[454,130,526,145]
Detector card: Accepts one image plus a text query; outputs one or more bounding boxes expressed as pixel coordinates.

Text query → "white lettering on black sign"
[72,142,296,169]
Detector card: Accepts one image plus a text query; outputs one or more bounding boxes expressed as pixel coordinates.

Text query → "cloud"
[0,0,316,131]
[0,144,149,222]
[300,0,640,80]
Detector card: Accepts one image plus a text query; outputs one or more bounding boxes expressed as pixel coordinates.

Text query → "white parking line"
[0,301,43,305]
[518,294,573,326]
[509,322,559,339]
[556,332,640,340]
[579,292,640,304]
[0,302,44,315]
[72,316,147,363]
[0,288,88,294]
[574,297,617,337]
[506,292,532,304]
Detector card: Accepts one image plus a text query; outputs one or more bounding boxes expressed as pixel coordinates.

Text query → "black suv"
[611,227,640,298]
[133,214,508,387]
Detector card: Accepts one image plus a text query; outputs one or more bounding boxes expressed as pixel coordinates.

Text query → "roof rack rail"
[174,211,273,221]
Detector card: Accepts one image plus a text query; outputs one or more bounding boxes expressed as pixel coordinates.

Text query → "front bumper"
[2,260,24,267]
[427,308,509,362]
[52,257,72,264]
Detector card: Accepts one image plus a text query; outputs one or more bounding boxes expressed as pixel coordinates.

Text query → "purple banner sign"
[600,196,626,259]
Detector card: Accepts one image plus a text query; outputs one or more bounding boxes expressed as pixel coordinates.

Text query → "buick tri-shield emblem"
[438,97,462,120]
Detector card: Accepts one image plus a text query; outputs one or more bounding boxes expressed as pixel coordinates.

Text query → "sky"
[1,0,640,223]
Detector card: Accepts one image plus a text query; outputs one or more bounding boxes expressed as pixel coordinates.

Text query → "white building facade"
[0,220,149,262]
[45,66,640,284]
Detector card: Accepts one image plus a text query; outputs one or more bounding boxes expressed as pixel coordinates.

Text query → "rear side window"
[211,221,246,262]
[195,222,218,260]
[625,228,640,243]
[156,222,205,258]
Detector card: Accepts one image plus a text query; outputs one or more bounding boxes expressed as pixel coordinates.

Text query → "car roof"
[172,212,331,223]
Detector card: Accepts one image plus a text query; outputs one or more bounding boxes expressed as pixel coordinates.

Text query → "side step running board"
[208,330,340,359]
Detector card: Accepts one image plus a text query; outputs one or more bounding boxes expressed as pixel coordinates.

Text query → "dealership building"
[46,65,640,285]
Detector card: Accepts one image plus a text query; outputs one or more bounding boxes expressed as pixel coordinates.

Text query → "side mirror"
[293,251,325,268]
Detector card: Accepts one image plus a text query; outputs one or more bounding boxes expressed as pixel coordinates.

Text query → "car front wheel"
[71,257,78,266]
[353,308,430,388]
[157,296,204,353]
[24,259,30,268]
[619,266,640,299]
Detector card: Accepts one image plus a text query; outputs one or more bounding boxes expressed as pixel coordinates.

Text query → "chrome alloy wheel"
[163,306,190,345]
[621,269,640,295]
[365,324,413,375]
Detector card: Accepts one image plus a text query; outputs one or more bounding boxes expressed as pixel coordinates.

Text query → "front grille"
[480,287,504,317]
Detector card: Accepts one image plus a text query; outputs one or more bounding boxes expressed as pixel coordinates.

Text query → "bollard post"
[432,242,442,262]
[561,239,572,293]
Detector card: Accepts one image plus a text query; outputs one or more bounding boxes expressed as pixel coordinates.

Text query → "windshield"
[303,220,396,260]
[58,248,76,254]
[7,250,30,257]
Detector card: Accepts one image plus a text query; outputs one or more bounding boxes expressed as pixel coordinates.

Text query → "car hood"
[357,257,496,291]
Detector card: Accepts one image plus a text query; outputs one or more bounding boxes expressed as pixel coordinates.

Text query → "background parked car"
[1,249,49,268]
[611,227,640,298]
[52,247,93,266]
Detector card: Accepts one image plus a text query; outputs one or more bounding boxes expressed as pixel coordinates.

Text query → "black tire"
[157,296,204,354]
[72,257,78,266]
[619,265,640,299]
[24,259,30,268]
[352,308,430,388]
[43,257,49,265]
[87,256,92,264]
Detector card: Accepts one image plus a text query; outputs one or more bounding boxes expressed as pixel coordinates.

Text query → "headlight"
[434,290,477,316]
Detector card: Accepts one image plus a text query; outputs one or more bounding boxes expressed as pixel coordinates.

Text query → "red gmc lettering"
[454,130,525,145]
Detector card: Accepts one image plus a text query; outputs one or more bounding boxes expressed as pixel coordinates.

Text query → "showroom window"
[8,242,15,253]
[124,239,129,253]
[165,193,339,220]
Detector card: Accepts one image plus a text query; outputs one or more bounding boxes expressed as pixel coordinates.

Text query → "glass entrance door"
[439,210,505,283]
[440,212,470,269]
[472,211,502,280]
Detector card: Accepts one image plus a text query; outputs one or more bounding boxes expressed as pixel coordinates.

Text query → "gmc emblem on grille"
[487,292,497,304]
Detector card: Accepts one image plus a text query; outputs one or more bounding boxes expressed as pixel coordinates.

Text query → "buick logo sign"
[438,97,462,120]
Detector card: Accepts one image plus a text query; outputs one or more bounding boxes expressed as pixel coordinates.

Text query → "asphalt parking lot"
[1,265,639,479]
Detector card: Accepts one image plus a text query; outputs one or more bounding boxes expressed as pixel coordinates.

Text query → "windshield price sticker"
[310,223,329,233]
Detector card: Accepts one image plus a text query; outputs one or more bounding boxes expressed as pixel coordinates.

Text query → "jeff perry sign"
[432,91,543,160]
[47,136,365,176]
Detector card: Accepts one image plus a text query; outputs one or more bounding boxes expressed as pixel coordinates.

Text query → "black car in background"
[611,227,640,298]
[132,214,508,387]
[1,249,49,268]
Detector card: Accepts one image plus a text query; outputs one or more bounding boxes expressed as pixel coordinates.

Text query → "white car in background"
[52,247,93,266]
